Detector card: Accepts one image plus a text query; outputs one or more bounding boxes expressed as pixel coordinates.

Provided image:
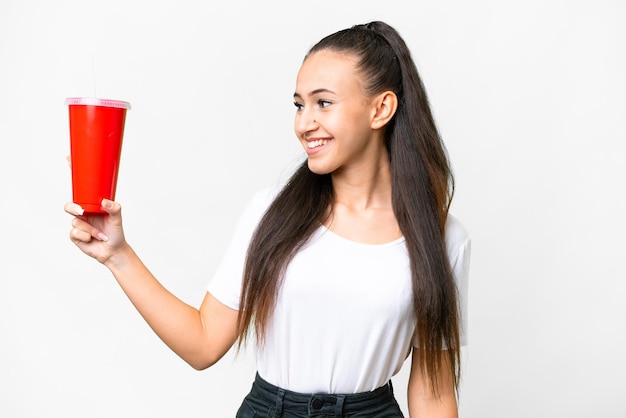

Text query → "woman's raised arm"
[65,199,239,369]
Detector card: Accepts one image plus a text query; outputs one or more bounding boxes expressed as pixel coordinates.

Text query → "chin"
[306,159,334,175]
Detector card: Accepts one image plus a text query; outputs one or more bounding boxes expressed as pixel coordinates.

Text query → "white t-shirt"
[207,185,471,394]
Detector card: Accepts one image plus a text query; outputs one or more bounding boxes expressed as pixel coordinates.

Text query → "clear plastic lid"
[64,97,131,110]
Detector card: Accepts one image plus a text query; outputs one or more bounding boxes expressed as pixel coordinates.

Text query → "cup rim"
[65,97,131,110]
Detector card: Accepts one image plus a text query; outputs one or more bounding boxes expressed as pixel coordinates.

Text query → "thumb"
[101,198,123,221]
[100,199,122,216]
[99,198,126,245]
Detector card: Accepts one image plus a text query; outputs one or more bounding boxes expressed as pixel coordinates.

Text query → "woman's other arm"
[407,348,458,418]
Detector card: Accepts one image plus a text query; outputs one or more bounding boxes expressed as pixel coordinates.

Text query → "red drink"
[66,97,131,213]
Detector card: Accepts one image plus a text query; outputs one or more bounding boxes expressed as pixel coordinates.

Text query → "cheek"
[324,113,348,136]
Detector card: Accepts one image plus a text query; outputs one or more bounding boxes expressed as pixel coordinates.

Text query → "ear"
[370,91,398,130]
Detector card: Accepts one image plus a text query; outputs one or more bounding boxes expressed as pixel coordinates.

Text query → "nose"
[294,108,318,137]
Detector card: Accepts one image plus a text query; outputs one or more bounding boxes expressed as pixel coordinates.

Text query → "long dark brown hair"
[238,21,460,393]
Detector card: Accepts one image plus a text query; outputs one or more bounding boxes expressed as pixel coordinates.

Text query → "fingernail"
[97,232,109,242]
[102,199,113,209]
[72,203,84,216]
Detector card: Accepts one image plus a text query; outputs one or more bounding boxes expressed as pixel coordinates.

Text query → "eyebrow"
[293,88,336,99]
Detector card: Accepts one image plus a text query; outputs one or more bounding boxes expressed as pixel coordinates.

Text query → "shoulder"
[247,183,284,213]
[236,183,285,228]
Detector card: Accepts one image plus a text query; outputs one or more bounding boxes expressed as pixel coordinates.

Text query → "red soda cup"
[65,97,131,213]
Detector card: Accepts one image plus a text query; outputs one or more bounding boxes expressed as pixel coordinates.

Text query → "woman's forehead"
[295,51,361,95]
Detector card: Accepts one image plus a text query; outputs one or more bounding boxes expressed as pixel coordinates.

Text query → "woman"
[65,21,470,417]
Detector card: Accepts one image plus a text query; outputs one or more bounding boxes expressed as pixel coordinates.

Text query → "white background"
[1,0,625,417]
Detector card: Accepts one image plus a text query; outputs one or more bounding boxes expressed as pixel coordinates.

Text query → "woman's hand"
[65,199,128,266]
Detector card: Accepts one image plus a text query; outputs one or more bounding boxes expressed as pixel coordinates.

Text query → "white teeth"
[307,139,328,149]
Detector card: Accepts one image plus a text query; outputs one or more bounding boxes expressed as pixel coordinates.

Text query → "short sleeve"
[447,216,471,347]
[207,185,281,310]
[412,214,471,347]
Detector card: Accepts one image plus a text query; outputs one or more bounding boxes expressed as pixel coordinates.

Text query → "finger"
[64,201,85,216]
[66,155,72,168]
[71,217,109,242]
[69,226,94,243]
[101,199,122,217]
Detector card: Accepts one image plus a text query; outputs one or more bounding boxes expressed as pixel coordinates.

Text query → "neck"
[330,149,393,211]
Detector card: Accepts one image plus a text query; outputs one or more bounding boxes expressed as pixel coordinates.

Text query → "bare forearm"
[408,349,459,418]
[104,244,214,368]
[408,393,458,418]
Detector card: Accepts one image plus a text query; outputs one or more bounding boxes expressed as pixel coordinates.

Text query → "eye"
[318,99,331,108]
[293,101,304,111]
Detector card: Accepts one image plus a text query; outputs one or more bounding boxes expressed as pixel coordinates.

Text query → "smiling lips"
[305,138,330,155]
[307,139,329,149]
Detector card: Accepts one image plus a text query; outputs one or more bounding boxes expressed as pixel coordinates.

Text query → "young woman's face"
[293,50,383,175]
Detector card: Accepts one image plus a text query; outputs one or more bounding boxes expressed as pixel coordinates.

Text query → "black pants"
[236,373,405,417]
